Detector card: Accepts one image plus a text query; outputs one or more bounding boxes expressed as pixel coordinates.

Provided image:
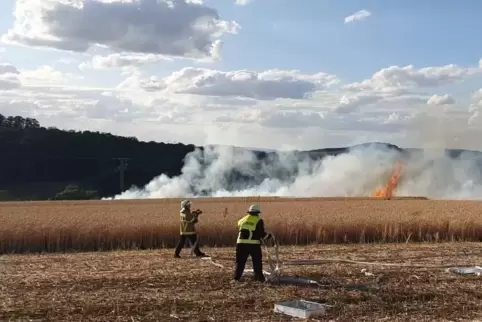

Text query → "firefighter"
[174,199,207,258]
[233,204,272,282]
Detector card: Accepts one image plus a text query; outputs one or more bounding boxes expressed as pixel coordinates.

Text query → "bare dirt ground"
[1,242,482,321]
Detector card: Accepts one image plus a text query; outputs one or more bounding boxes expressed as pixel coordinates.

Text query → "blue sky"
[210,0,482,84]
[2,0,482,80]
[0,0,481,150]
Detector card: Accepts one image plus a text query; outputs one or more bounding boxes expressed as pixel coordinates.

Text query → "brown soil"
[1,243,481,321]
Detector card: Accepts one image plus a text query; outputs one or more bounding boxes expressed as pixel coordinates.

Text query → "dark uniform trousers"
[233,243,265,282]
[174,234,203,256]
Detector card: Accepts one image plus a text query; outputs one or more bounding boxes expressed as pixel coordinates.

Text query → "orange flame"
[374,161,405,199]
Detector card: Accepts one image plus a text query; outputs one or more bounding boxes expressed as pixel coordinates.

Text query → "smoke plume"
[109,143,482,200]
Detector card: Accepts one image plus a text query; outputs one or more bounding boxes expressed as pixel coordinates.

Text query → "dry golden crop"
[1,197,482,254]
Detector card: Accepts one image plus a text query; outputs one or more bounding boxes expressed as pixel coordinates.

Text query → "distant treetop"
[0,113,40,129]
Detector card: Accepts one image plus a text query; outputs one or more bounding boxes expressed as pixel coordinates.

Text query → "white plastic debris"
[361,268,374,276]
[446,266,482,276]
[274,299,328,318]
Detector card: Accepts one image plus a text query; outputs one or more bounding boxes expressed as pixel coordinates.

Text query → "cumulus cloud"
[131,67,340,100]
[345,64,480,94]
[427,94,455,106]
[79,53,171,70]
[336,93,384,113]
[0,62,84,90]
[473,89,482,101]
[0,63,21,90]
[117,72,167,92]
[468,89,482,126]
[3,0,240,61]
[334,91,429,113]
[217,109,325,128]
[468,108,482,127]
[260,111,325,128]
[344,9,372,24]
[19,65,83,84]
[0,63,19,75]
[82,92,153,122]
[2,55,482,152]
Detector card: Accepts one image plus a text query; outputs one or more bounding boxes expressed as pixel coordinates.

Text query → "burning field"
[2,144,482,320]
[1,197,482,320]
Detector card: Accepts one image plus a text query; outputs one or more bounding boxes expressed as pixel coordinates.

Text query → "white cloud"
[260,111,324,128]
[2,55,482,150]
[83,92,153,122]
[235,0,253,5]
[473,89,482,101]
[0,63,20,90]
[0,63,19,75]
[427,94,455,106]
[131,67,340,100]
[216,109,325,128]
[468,89,482,126]
[344,10,372,24]
[336,93,383,113]
[19,65,83,84]
[79,53,172,70]
[3,0,240,61]
[345,64,479,93]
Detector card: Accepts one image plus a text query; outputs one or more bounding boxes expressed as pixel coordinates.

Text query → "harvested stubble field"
[1,243,482,321]
[1,197,482,254]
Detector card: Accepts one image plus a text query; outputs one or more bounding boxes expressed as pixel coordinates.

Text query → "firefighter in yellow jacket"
[233,204,272,282]
[174,199,207,258]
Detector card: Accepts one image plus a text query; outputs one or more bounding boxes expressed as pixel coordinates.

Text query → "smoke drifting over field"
[111,144,482,200]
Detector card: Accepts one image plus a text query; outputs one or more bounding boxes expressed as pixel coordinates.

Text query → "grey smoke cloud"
[108,143,482,200]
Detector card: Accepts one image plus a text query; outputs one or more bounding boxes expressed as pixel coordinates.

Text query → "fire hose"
[201,232,482,286]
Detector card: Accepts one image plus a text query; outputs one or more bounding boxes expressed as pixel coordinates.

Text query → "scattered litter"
[361,268,374,276]
[274,299,329,319]
[446,266,482,276]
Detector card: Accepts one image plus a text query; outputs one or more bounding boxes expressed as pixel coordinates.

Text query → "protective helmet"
[181,199,191,209]
[247,204,261,214]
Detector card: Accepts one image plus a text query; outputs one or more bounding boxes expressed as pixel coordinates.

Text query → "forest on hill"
[0,113,478,201]
[0,113,199,200]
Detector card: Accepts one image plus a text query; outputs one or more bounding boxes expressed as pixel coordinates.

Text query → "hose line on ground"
[201,232,481,286]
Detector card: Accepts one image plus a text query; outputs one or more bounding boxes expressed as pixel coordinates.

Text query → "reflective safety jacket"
[180,209,198,235]
[236,214,268,244]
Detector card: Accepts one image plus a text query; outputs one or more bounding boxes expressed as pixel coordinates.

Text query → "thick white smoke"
[109,143,482,200]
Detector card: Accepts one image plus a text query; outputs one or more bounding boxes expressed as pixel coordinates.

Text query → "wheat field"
[1,197,482,254]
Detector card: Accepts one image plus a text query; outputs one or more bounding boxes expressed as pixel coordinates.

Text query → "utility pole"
[113,157,131,193]
[119,158,125,192]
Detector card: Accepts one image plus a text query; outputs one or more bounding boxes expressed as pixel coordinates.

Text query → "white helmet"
[181,199,191,209]
[247,204,261,214]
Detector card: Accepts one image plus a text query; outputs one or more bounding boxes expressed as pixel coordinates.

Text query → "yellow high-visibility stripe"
[236,214,260,244]
[236,238,261,244]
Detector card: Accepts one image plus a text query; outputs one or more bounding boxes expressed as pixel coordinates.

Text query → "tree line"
[0,114,41,129]
[0,113,197,200]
